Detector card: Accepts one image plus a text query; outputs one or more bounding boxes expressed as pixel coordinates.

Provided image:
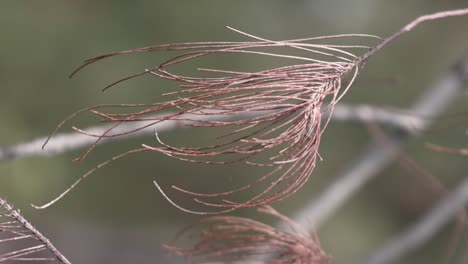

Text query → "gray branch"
[0,104,426,162]
[365,175,468,264]
[0,111,253,161]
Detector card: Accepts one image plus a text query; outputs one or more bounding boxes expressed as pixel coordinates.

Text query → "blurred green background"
[1,1,468,263]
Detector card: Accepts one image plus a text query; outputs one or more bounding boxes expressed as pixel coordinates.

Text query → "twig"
[359,9,468,65]
[291,57,467,229]
[365,175,468,264]
[0,196,71,263]
[0,104,425,162]
[0,111,268,161]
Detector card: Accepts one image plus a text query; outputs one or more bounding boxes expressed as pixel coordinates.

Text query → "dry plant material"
[0,197,71,263]
[37,8,468,214]
[40,29,379,214]
[165,206,331,264]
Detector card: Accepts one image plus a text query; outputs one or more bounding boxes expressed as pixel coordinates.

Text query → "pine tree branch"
[0,196,71,263]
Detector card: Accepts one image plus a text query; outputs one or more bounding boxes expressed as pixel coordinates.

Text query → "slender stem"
[359,8,468,64]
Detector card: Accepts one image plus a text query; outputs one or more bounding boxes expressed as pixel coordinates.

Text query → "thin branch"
[291,57,468,229]
[0,196,71,263]
[0,110,263,161]
[365,175,468,264]
[0,104,425,162]
[359,8,468,64]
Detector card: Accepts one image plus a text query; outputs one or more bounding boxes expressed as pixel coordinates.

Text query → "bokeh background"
[1,1,468,263]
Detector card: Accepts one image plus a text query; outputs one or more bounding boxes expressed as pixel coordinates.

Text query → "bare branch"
[359,8,468,64]
[0,196,71,263]
[361,57,468,264]
[0,104,425,162]
[0,110,264,161]
[365,175,468,264]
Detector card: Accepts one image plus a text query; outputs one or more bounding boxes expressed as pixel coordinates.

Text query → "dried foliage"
[164,206,331,264]
[41,28,379,213]
[0,197,70,263]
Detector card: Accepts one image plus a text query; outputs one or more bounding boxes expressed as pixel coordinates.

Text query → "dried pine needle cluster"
[164,206,331,264]
[41,29,380,213]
